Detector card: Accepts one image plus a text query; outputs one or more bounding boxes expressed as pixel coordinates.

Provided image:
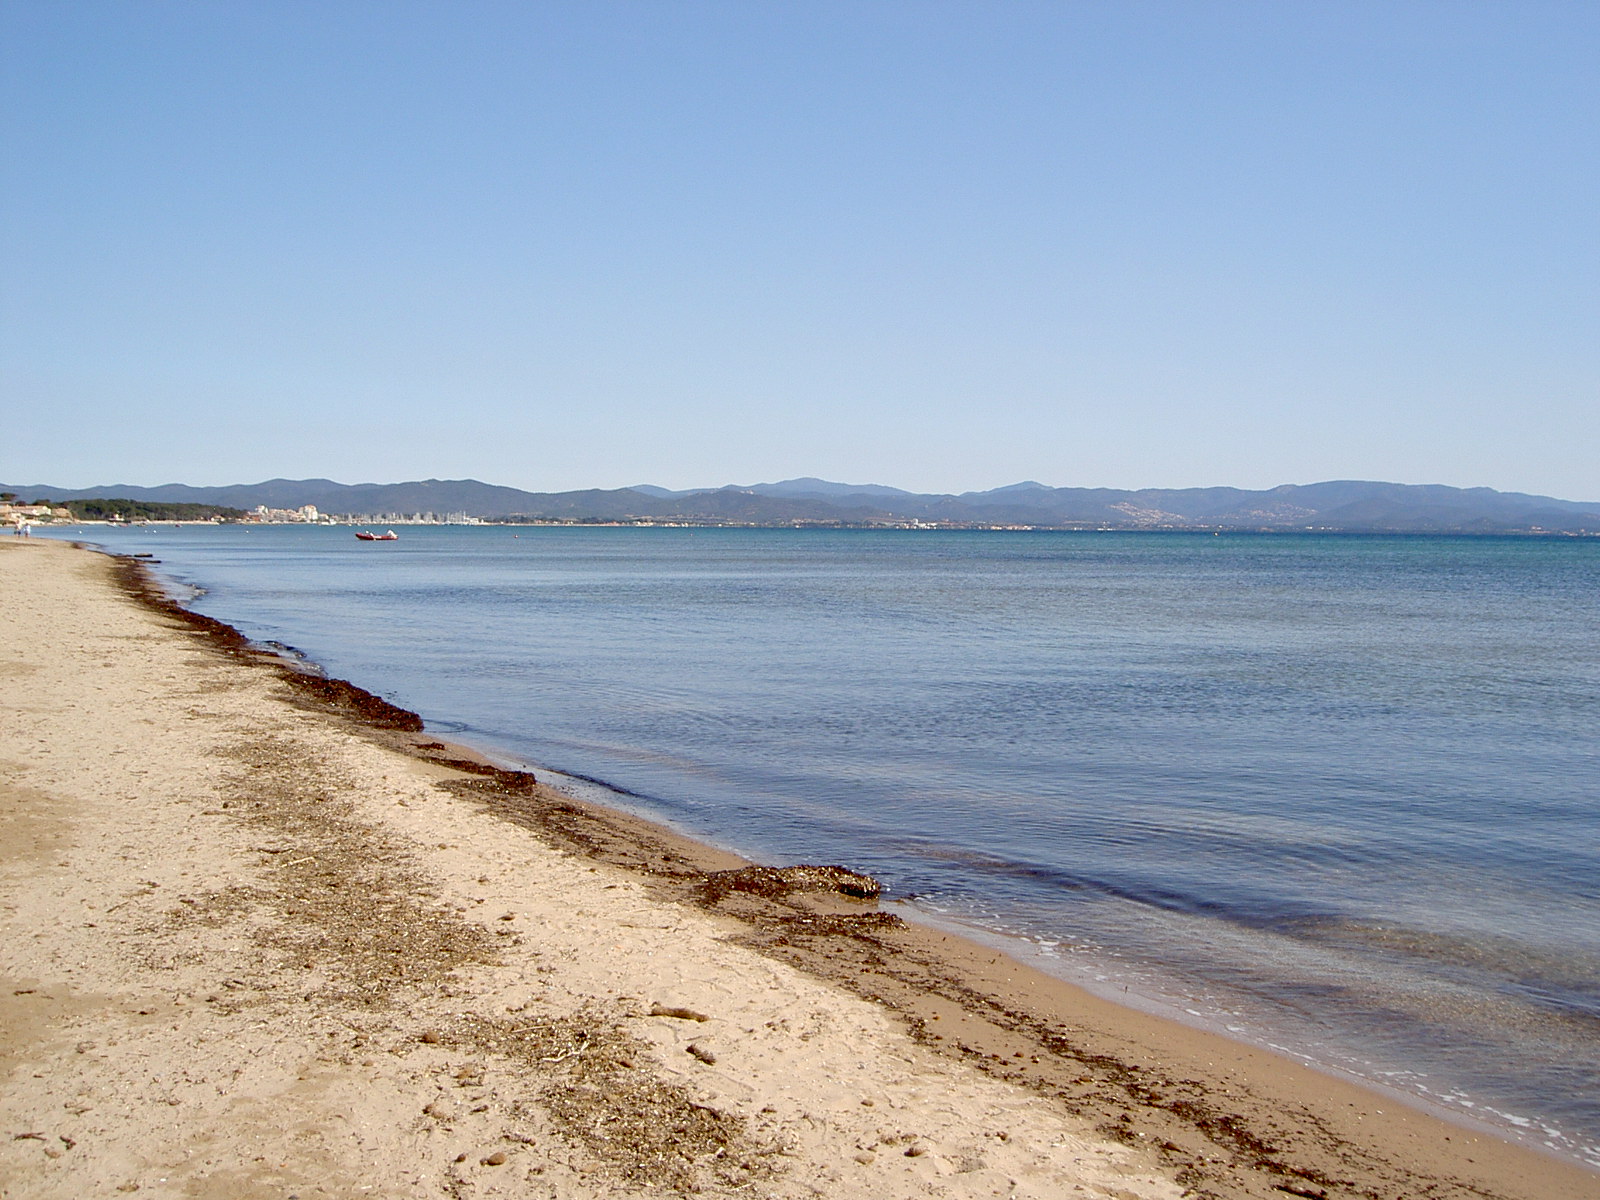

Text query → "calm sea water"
[50,524,1600,1164]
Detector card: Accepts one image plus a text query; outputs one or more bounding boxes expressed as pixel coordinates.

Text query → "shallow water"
[52,524,1600,1163]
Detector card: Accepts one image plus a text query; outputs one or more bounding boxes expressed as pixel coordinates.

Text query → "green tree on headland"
[57,499,246,521]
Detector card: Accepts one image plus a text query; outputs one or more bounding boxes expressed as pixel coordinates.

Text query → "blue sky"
[3,1,1596,498]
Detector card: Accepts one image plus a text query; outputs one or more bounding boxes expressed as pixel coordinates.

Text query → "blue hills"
[4,476,1598,533]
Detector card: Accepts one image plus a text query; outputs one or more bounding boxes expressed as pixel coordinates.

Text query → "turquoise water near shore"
[53,525,1600,1164]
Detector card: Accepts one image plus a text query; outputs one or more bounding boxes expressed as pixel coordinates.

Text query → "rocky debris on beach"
[698,864,882,903]
[649,1003,711,1022]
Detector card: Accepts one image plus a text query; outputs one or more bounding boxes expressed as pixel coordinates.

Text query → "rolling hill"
[5,477,1598,533]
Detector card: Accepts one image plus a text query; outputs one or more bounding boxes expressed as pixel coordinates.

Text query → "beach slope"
[1,538,1593,1200]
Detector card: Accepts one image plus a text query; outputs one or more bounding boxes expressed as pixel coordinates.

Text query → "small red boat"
[355,529,399,541]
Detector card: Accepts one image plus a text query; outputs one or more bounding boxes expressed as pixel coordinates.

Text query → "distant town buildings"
[246,504,326,523]
[0,499,488,527]
[338,512,485,525]
[242,505,479,525]
[2,502,72,530]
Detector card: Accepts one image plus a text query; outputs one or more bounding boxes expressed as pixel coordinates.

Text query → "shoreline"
[99,539,1600,1189]
[436,734,1588,1167]
[85,528,1575,1158]
[3,536,1595,1199]
[21,518,1600,538]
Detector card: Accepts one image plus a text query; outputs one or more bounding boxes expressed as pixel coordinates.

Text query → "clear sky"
[3,1,1596,499]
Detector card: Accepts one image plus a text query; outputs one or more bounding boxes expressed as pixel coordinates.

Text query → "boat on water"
[355,529,399,541]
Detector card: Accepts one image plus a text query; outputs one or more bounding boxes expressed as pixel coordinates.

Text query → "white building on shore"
[246,504,326,523]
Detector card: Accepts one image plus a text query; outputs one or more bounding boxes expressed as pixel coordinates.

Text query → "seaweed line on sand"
[110,549,1571,1200]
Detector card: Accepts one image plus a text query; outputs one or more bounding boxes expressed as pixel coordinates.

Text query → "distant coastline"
[31,517,1600,538]
[6,475,1599,534]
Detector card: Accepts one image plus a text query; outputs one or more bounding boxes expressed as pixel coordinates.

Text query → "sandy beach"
[2,537,1595,1200]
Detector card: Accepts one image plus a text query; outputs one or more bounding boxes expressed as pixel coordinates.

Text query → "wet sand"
[2,536,1595,1200]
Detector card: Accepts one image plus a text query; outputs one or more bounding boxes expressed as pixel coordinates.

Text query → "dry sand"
[1,537,1595,1200]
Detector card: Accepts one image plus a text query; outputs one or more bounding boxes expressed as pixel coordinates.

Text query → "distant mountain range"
[6,476,1599,533]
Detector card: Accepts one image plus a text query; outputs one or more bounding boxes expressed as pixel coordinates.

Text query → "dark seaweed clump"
[699,864,881,903]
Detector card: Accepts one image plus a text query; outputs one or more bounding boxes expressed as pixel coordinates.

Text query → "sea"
[43,523,1600,1166]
